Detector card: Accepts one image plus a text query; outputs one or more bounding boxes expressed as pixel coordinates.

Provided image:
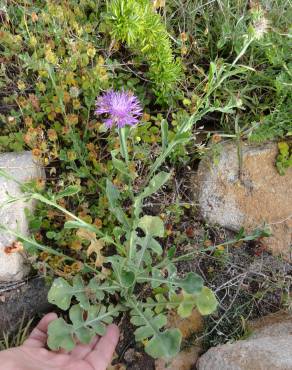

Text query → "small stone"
[124,348,142,363]
[195,142,292,259]
[0,152,44,281]
[155,346,201,370]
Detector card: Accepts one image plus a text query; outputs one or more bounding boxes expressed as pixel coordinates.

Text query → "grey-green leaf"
[48,277,75,310]
[48,276,90,310]
[70,305,94,343]
[138,215,164,237]
[140,172,171,200]
[55,185,80,200]
[180,272,204,294]
[194,286,218,315]
[149,238,163,255]
[130,303,181,359]
[145,328,182,359]
[47,318,74,351]
[121,270,135,288]
[106,180,130,228]
[48,304,123,351]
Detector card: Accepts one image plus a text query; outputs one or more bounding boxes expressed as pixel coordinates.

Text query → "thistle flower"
[250,4,270,40]
[253,17,269,39]
[95,90,142,129]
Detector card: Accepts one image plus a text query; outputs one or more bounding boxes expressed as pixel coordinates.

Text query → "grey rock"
[197,336,292,370]
[249,311,292,339]
[0,152,44,281]
[195,142,292,259]
[0,276,52,334]
[197,312,292,370]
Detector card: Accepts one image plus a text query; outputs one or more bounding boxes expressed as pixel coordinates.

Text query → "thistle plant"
[0,76,258,357]
[33,89,217,359]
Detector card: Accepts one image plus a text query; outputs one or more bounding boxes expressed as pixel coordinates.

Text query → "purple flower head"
[95,90,142,129]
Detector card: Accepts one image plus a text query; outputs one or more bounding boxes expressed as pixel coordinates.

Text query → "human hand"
[0,313,119,370]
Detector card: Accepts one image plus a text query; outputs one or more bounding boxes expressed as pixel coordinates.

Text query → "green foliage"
[29,159,218,358]
[104,0,182,100]
[276,142,292,175]
[166,0,291,141]
[48,304,122,351]
[130,302,182,358]
[48,275,117,310]
[45,206,217,357]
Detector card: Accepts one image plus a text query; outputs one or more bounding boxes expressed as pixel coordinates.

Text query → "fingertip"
[44,312,58,320]
[86,324,120,369]
[41,312,58,325]
[23,312,58,348]
[105,324,120,344]
[36,312,58,332]
[107,324,120,336]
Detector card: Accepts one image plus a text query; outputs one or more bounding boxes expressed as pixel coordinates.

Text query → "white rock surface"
[0,152,44,281]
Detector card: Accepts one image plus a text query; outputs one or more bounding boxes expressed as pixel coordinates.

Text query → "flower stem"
[118,127,129,164]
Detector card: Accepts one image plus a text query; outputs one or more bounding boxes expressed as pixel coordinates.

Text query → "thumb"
[23,313,58,348]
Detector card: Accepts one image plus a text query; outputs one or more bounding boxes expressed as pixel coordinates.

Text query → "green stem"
[118,127,129,164]
[0,225,74,261]
[74,306,122,331]
[136,234,151,269]
[154,231,268,269]
[31,194,106,239]
[31,193,120,249]
[231,37,255,67]
[128,225,137,261]
[127,298,159,335]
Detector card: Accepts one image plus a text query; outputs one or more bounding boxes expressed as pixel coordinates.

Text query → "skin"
[0,313,120,370]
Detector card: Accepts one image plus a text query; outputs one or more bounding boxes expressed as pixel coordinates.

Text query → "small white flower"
[253,17,270,39]
[69,86,80,98]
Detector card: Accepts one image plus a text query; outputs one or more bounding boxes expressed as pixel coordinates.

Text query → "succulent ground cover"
[0,0,291,364]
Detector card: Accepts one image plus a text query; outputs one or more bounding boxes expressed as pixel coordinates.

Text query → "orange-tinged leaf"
[31,12,38,22]
[77,229,105,267]
[4,241,24,254]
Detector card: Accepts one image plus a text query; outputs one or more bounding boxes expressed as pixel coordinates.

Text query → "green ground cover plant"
[0,0,291,360]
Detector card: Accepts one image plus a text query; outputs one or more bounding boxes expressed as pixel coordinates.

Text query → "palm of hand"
[2,313,119,370]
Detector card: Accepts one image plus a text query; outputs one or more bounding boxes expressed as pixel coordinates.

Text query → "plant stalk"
[118,127,129,164]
